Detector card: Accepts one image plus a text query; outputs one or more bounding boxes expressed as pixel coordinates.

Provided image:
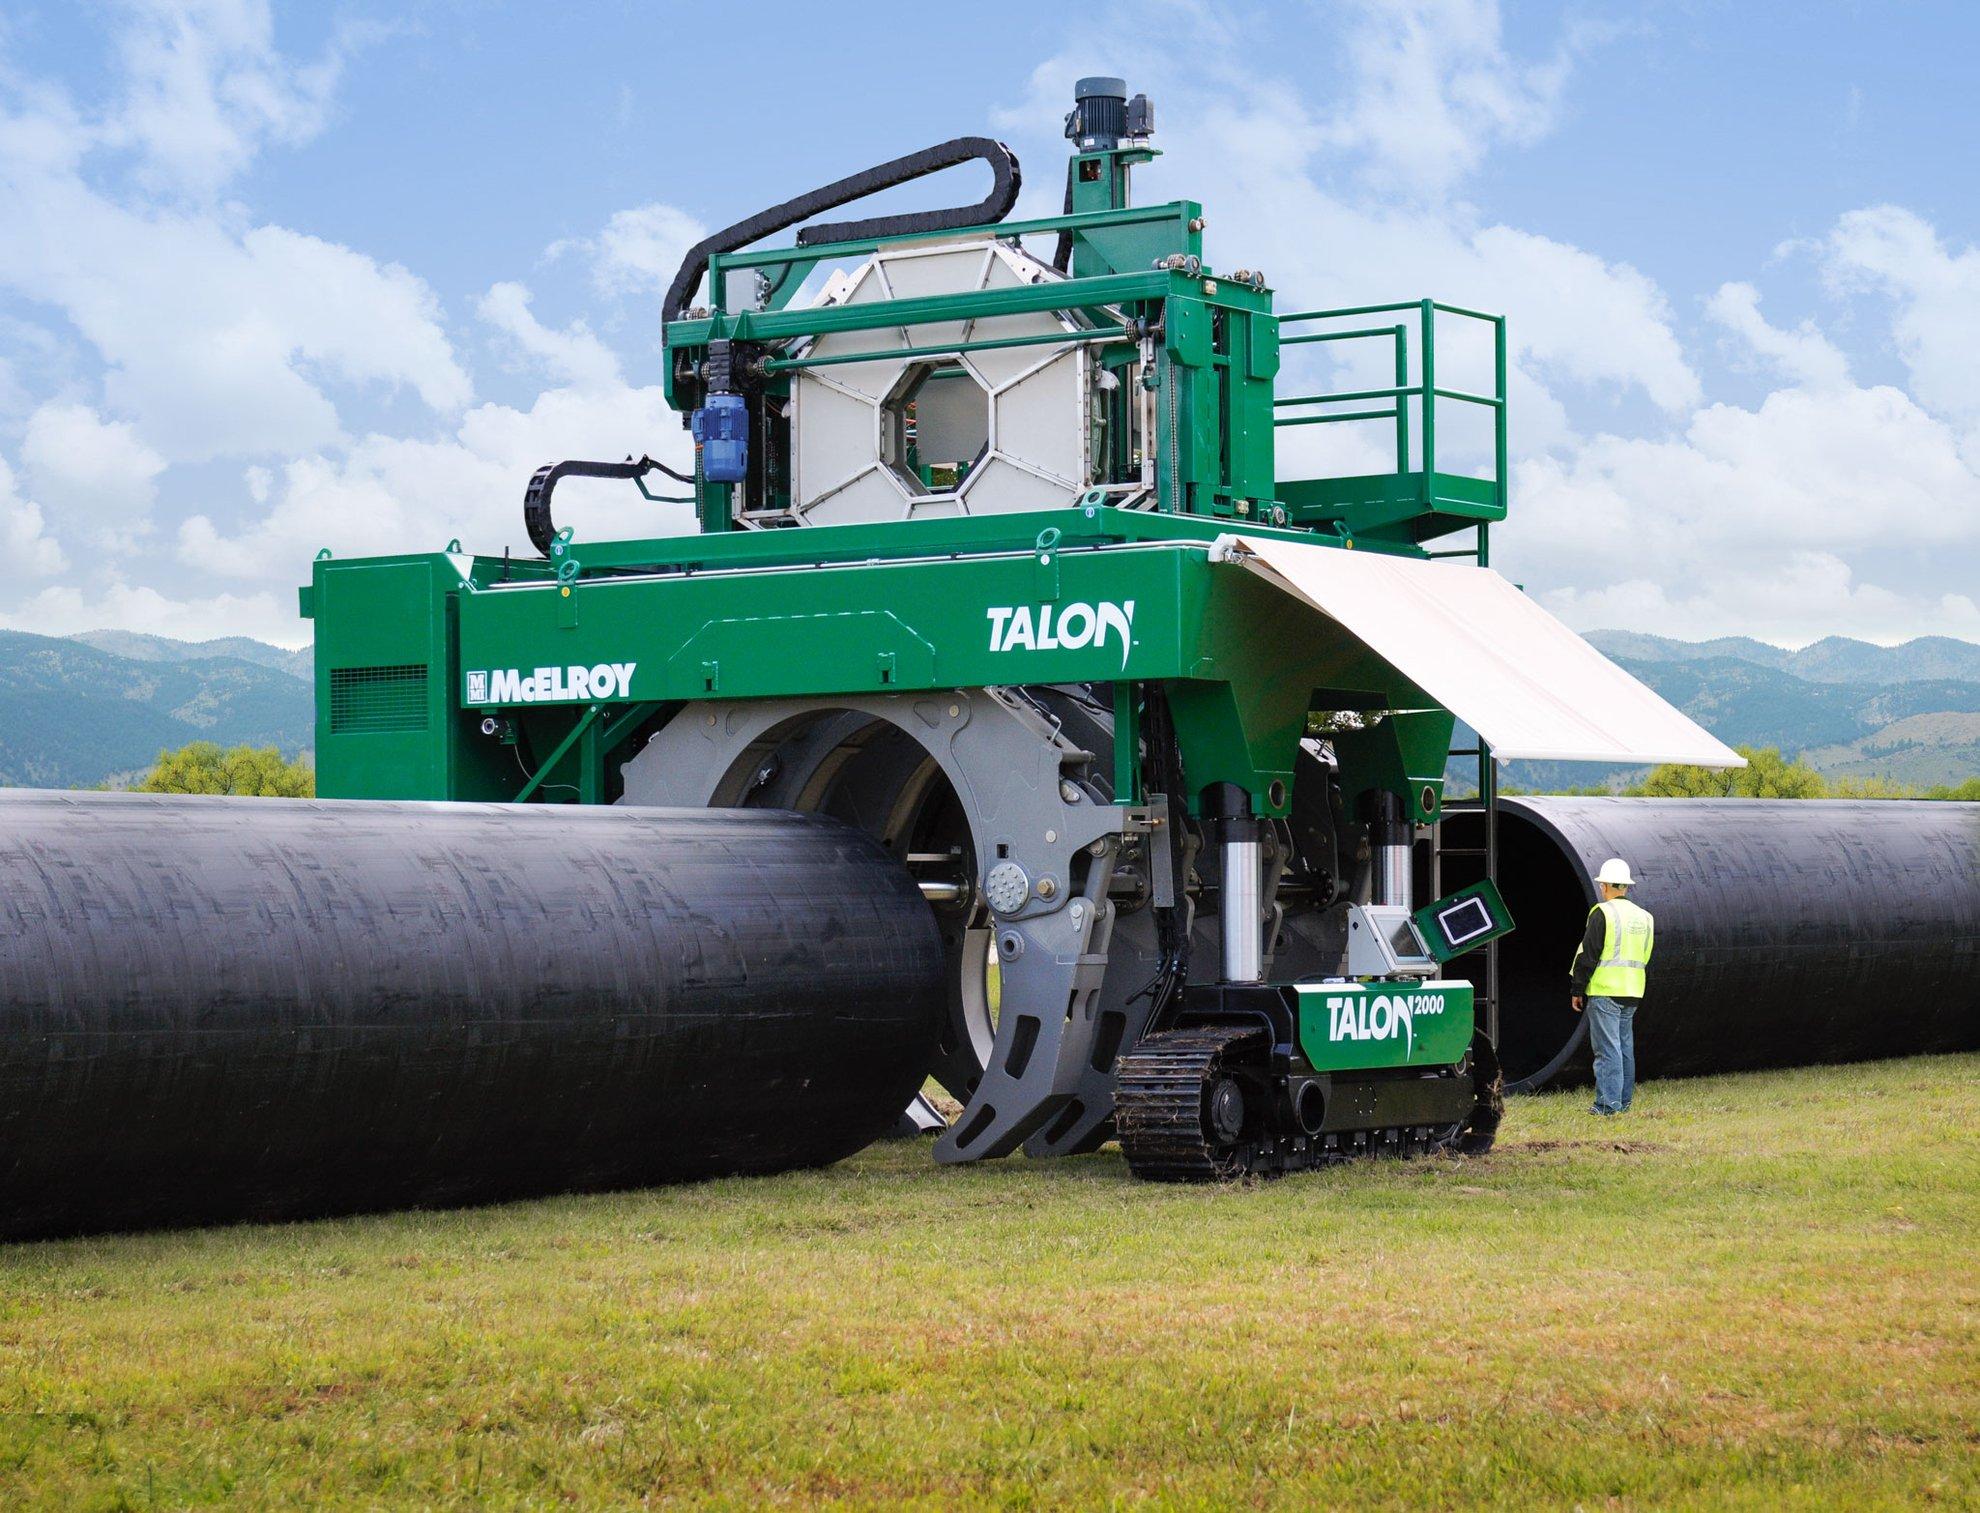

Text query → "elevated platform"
[1273,298,1507,549]
[1279,469,1505,545]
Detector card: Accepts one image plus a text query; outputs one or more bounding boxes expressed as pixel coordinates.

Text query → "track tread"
[1115,1025,1490,1183]
[1114,1026,1268,1182]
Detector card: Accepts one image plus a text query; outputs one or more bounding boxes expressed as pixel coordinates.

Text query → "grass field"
[2,1055,1974,1510]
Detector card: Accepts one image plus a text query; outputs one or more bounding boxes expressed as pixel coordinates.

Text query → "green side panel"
[312,511,1471,815]
[1330,709,1455,823]
[446,531,1450,818]
[313,557,450,798]
[456,547,1199,709]
[1234,311,1279,505]
[1297,981,1474,1072]
[1167,297,1213,368]
[308,554,521,801]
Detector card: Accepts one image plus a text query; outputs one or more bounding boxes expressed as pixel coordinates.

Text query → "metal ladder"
[1428,517,1501,1047]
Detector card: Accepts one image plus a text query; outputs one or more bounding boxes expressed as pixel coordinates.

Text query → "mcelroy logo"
[985,600,1135,670]
[1324,990,1449,1059]
[466,663,636,704]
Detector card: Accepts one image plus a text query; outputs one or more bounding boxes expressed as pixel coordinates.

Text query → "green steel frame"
[302,120,1510,998]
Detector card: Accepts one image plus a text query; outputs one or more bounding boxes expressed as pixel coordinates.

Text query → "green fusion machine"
[302,78,1736,1179]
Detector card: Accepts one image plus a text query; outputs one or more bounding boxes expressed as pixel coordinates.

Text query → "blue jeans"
[1586,996,1637,1114]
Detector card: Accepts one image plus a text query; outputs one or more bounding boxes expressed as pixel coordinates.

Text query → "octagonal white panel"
[876,243,993,348]
[785,238,1105,527]
[991,352,1085,486]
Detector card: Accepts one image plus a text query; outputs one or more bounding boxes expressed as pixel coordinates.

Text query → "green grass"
[2,1056,1975,1510]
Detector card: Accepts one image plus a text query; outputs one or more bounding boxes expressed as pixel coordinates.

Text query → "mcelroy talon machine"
[297,78,1740,1183]
[5,81,1791,1241]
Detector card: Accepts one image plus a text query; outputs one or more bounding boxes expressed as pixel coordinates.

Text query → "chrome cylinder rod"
[1375,839,1414,910]
[1221,834,1265,983]
[1368,789,1414,910]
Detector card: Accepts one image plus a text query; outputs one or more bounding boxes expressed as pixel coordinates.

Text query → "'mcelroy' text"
[466,663,637,704]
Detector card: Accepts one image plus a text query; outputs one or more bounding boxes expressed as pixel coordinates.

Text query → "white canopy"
[1211,534,1745,767]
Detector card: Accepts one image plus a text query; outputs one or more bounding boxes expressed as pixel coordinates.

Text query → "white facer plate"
[787,239,1099,526]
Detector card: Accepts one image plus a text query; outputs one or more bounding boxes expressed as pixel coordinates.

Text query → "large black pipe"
[0,792,944,1240]
[1442,798,1980,1087]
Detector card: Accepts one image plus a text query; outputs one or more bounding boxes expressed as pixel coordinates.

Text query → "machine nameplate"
[985,599,1136,668]
[1295,980,1474,1072]
[466,661,638,706]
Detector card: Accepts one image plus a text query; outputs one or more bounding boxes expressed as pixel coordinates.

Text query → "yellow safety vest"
[1586,898,1655,999]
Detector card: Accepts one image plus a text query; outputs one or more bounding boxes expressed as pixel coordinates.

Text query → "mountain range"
[1490,631,1980,791]
[0,631,313,788]
[68,628,314,681]
[1582,631,1980,686]
[0,628,1974,792]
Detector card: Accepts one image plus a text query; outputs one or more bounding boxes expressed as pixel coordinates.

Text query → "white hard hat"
[1594,858,1635,887]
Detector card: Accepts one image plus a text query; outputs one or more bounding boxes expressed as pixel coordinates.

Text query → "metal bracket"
[515,704,603,803]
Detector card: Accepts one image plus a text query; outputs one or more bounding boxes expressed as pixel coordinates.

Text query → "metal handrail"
[1273,297,1508,500]
[1282,325,1399,347]
[1276,408,1396,428]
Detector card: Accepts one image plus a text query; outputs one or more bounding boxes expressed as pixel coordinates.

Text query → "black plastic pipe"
[1442,798,1980,1088]
[0,792,944,1240]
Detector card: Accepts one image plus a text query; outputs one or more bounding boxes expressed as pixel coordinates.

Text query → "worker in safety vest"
[1569,858,1655,1116]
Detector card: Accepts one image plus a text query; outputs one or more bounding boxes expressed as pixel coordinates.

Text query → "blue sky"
[1,0,1976,647]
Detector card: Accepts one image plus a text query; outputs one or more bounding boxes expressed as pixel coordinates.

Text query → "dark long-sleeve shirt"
[1568,905,1643,1002]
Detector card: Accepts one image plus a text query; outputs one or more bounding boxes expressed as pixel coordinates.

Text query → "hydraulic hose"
[522,454,692,557]
[662,136,1021,326]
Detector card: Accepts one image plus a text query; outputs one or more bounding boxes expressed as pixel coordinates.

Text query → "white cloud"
[1706,281,1850,389]
[1470,225,1698,414]
[477,282,623,391]
[551,201,705,301]
[1540,555,1980,649]
[0,455,68,578]
[0,0,476,643]
[177,378,691,582]
[99,0,350,201]
[0,6,468,464]
[1520,383,1980,556]
[1821,205,1980,450]
[20,401,167,550]
[0,577,303,647]
[1511,379,1980,644]
[0,173,474,460]
[1322,0,1569,199]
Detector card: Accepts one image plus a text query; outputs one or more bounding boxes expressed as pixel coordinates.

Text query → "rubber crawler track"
[1115,1025,1490,1182]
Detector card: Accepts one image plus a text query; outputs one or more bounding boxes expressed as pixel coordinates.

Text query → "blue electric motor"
[692,394,749,483]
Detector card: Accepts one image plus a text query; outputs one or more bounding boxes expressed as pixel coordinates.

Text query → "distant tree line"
[1517,745,1980,801]
[137,741,314,797]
